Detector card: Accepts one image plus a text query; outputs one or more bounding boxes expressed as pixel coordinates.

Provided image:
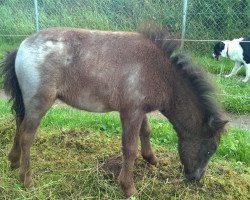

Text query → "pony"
[1,25,228,198]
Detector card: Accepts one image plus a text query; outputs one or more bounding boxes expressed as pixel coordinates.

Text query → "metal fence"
[0,0,249,46]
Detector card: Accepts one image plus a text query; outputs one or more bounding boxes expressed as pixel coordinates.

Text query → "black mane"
[170,54,223,122]
[138,23,180,57]
[140,24,224,130]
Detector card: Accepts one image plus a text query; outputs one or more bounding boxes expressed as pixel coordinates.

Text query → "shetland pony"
[1,26,227,197]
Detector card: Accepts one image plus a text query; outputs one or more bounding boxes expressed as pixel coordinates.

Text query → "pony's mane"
[138,23,180,57]
[139,24,224,130]
[170,54,223,122]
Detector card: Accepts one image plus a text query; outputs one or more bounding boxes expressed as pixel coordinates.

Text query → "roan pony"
[1,25,228,197]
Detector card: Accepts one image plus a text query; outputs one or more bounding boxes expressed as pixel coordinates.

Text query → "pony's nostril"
[186,170,204,181]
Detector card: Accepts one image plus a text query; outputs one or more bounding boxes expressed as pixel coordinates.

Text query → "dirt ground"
[0,90,249,130]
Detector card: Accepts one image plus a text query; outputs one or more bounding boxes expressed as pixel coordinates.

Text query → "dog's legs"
[225,61,242,78]
[242,63,250,82]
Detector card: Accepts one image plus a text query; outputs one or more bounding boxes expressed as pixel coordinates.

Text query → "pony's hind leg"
[118,110,144,198]
[18,113,41,188]
[8,117,24,169]
[18,92,56,188]
[140,116,158,165]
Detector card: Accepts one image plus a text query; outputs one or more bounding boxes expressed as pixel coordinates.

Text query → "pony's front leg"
[140,116,158,165]
[19,115,41,188]
[119,110,144,198]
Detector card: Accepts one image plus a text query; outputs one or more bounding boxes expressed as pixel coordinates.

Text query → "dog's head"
[213,42,225,60]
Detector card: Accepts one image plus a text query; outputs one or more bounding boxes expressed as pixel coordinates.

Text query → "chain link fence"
[0,0,249,44]
[0,0,249,119]
[187,0,249,40]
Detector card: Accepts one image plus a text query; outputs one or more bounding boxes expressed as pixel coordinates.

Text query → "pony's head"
[177,116,227,181]
[164,54,229,181]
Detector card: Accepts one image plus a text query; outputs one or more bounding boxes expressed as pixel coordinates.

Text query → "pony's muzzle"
[185,168,205,181]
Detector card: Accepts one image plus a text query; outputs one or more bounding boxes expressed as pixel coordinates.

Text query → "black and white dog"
[213,37,250,82]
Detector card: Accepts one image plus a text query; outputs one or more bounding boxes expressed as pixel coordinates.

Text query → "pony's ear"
[207,116,229,132]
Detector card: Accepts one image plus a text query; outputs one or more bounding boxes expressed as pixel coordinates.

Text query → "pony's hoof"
[143,154,158,166]
[22,177,34,188]
[242,79,249,83]
[122,186,138,198]
[119,176,138,198]
[225,74,231,78]
[10,161,20,170]
[24,178,34,188]
[8,154,20,169]
[20,172,34,188]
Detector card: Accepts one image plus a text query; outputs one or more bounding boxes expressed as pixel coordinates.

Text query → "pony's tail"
[1,49,25,121]
[138,23,181,57]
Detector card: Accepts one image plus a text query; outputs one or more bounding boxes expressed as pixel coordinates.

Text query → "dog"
[213,37,250,82]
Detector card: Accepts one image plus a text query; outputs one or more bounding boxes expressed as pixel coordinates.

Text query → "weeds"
[0,119,249,199]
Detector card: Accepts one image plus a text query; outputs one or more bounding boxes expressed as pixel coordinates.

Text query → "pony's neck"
[162,69,204,137]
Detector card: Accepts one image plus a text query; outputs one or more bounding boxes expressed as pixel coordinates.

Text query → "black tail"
[1,49,25,121]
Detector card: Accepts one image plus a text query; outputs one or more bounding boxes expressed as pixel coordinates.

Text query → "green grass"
[190,53,246,76]
[1,100,249,164]
[0,100,249,199]
[215,77,250,114]
[0,40,20,62]
[190,53,250,114]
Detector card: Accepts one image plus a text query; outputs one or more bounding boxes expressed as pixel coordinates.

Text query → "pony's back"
[15,28,175,113]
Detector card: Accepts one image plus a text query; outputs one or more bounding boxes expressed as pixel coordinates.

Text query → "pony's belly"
[59,95,113,113]
[74,101,111,112]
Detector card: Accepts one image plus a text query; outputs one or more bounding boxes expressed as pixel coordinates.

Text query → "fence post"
[181,0,188,49]
[34,0,39,32]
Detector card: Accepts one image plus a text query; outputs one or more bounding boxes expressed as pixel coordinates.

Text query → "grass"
[0,100,249,199]
[189,52,250,114]
[0,39,21,65]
